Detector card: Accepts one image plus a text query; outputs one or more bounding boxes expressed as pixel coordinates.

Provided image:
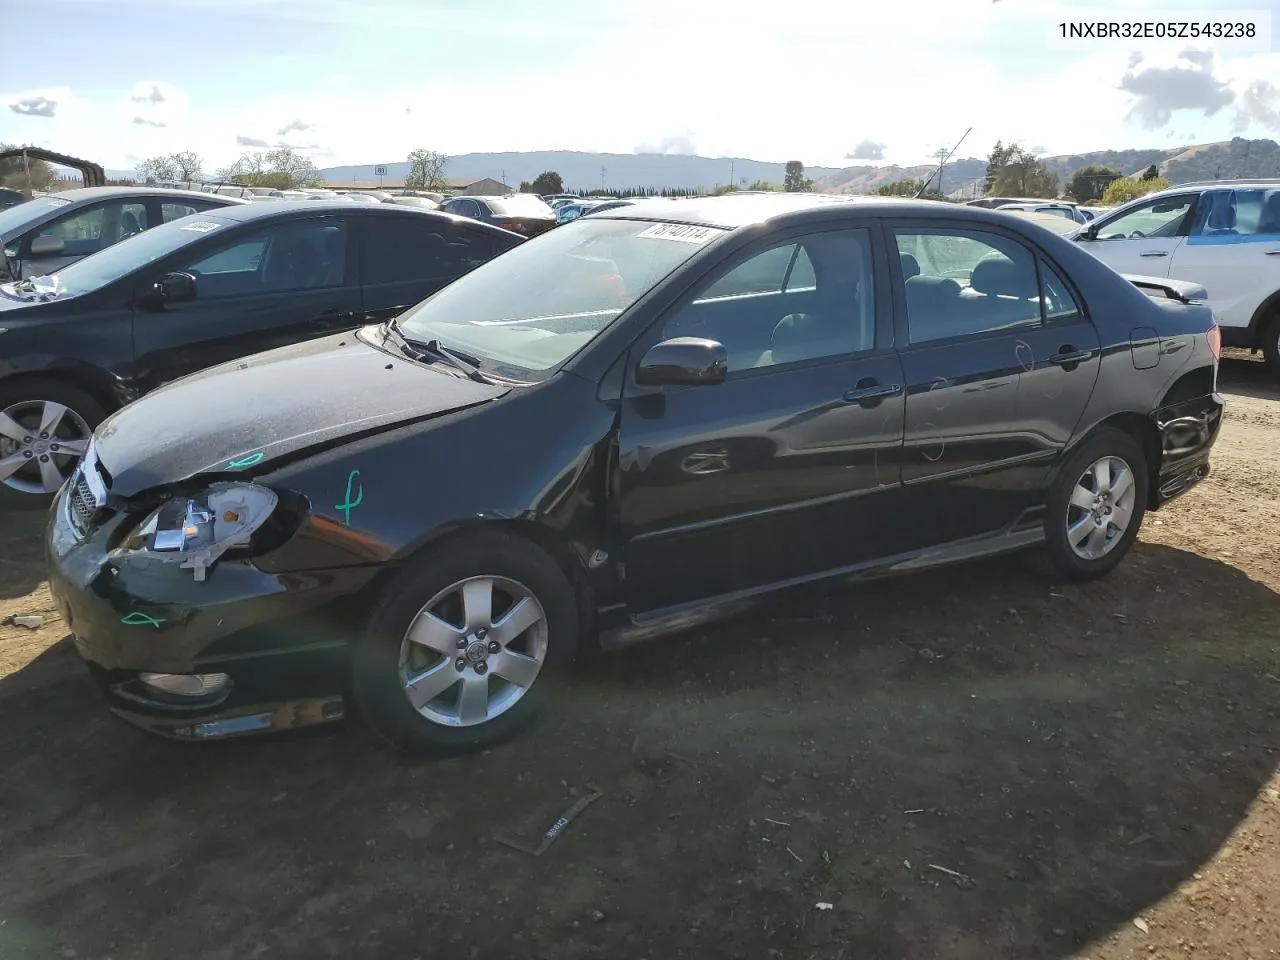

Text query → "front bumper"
[1151,391,1224,507]
[45,484,382,739]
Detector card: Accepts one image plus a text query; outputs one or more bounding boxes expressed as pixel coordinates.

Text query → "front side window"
[179,219,347,299]
[660,229,874,372]
[895,228,1041,344]
[395,217,725,379]
[31,201,148,257]
[1093,194,1194,240]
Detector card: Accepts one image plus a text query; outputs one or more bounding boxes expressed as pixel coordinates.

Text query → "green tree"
[529,170,563,195]
[1141,163,1161,181]
[784,160,812,192]
[984,140,1018,194]
[0,144,55,192]
[215,148,321,189]
[989,145,1058,198]
[875,177,925,196]
[405,149,448,191]
[1101,176,1171,205]
[1066,165,1122,203]
[712,183,739,195]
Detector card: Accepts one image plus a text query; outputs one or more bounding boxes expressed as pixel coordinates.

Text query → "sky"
[2,0,1279,175]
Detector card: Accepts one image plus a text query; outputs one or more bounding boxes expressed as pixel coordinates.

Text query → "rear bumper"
[1150,391,1224,508]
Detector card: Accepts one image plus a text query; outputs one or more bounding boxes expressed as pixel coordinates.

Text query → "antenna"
[915,126,972,199]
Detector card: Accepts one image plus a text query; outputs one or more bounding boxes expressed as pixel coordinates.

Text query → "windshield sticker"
[44,196,72,207]
[335,469,363,525]
[179,220,222,233]
[636,223,719,244]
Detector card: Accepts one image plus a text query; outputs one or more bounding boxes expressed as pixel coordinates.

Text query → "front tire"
[1043,428,1148,582]
[0,379,106,510]
[1262,313,1280,380]
[352,530,580,755]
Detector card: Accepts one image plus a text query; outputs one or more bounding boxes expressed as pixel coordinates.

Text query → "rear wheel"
[352,531,580,754]
[1262,313,1280,380]
[0,379,106,509]
[1043,428,1148,581]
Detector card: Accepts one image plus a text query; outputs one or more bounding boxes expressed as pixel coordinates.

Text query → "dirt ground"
[1,354,1277,960]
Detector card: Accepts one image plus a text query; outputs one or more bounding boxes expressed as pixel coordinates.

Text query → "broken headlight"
[111,483,279,581]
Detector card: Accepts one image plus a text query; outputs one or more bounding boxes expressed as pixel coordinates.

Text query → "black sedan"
[0,186,245,281]
[440,194,558,237]
[1,201,522,500]
[45,194,1223,753]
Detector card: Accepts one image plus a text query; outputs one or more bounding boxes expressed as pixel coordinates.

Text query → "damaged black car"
[45,194,1224,753]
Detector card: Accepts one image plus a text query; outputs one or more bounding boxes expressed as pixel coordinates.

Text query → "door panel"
[1074,192,1197,278]
[618,225,906,612]
[130,216,361,392]
[892,225,1093,546]
[1168,187,1280,329]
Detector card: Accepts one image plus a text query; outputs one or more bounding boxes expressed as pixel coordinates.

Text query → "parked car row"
[0,200,525,499]
[23,192,1222,756]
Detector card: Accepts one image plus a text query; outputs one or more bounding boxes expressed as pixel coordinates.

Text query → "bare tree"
[266,147,323,188]
[170,151,204,181]
[137,155,178,183]
[405,148,448,191]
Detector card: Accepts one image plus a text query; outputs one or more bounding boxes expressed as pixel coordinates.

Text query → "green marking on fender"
[227,451,264,469]
[121,612,165,628]
[335,469,363,525]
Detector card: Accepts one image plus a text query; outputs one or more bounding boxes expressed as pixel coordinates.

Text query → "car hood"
[93,328,510,498]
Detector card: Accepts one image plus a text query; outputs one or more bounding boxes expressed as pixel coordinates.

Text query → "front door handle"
[1049,347,1094,366]
[1139,250,1169,258]
[1265,250,1280,256]
[843,381,903,403]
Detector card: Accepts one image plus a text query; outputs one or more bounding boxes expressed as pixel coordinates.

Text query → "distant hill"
[815,137,1280,198]
[320,151,841,191]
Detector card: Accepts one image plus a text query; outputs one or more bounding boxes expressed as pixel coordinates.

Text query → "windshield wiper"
[384,317,491,383]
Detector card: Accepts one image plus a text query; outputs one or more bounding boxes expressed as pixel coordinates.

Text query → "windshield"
[0,196,70,239]
[37,213,236,297]
[396,217,725,379]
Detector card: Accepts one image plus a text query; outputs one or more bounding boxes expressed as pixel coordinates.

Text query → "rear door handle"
[1139,250,1169,258]
[1049,347,1094,366]
[843,382,903,403]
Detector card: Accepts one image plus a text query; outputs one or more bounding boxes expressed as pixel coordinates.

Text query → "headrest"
[1206,202,1236,230]
[970,256,1036,298]
[900,253,920,279]
[904,275,961,296]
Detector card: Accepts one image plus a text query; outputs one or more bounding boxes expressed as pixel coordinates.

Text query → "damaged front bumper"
[1150,391,1224,507]
[45,482,381,740]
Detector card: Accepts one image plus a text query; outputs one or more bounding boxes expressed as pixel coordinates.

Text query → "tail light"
[1206,323,1221,361]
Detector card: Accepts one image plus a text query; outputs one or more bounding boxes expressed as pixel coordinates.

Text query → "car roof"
[588,193,1020,229]
[198,199,501,229]
[39,186,248,204]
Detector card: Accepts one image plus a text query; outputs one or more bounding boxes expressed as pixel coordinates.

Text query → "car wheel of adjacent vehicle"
[1043,428,1148,582]
[1262,313,1280,380]
[352,531,580,754]
[0,380,105,508]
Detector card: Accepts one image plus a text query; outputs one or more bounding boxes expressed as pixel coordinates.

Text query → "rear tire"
[0,379,106,511]
[1262,313,1280,380]
[1043,428,1149,582]
[352,530,580,755]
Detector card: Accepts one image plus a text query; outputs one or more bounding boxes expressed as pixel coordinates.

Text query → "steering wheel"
[1129,231,1146,239]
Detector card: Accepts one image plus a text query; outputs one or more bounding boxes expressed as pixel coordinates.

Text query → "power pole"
[934,147,949,197]
[729,158,735,187]
[600,166,606,193]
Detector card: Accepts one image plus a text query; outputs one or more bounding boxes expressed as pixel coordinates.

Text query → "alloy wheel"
[1065,454,1137,560]
[0,400,93,495]
[397,575,548,728]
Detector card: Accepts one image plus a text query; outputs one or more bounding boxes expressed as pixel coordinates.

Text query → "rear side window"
[895,229,1041,344]
[1190,188,1280,238]
[1040,260,1081,321]
[360,216,511,285]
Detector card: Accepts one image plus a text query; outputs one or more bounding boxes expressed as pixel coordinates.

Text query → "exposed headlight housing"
[112,483,279,581]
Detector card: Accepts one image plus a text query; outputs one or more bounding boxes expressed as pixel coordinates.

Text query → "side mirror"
[635,337,728,387]
[29,235,65,257]
[153,271,197,302]
[1076,223,1097,241]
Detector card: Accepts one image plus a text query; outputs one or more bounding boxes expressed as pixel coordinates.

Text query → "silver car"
[0,187,245,281]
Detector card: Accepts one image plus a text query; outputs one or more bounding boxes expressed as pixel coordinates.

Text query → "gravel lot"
[1,353,1277,960]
